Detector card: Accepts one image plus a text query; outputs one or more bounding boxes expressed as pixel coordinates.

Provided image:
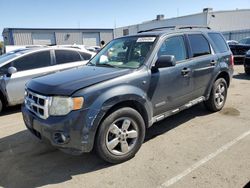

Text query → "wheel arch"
[0,88,8,107]
[205,71,230,99]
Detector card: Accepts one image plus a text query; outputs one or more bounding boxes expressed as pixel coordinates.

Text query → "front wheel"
[204,78,228,112]
[95,107,145,164]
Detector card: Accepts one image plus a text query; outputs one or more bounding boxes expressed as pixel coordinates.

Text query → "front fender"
[79,85,153,152]
[92,84,153,125]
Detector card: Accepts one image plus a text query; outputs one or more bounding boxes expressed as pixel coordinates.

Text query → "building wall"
[114,9,250,39]
[2,29,113,46]
[208,10,250,31]
[55,31,82,45]
[100,31,113,44]
[115,13,207,38]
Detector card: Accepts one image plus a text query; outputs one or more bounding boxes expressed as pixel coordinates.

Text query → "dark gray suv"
[22,27,234,163]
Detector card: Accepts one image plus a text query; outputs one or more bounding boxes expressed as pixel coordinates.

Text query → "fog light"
[53,132,70,144]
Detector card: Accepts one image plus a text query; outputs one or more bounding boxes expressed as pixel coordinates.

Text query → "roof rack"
[138,25,211,33]
[138,26,176,33]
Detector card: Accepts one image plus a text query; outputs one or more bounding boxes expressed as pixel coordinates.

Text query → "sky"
[0,0,250,41]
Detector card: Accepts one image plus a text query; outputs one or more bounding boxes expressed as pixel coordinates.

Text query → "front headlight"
[246,50,250,55]
[49,96,84,116]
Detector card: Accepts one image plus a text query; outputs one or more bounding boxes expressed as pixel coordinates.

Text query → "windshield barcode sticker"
[137,37,156,42]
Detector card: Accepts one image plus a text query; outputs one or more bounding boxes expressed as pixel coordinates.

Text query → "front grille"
[25,90,51,119]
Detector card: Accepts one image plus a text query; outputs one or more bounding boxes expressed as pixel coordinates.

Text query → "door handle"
[210,60,217,66]
[181,68,191,76]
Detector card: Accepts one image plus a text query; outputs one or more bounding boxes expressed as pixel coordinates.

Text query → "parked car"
[86,46,101,52]
[244,50,250,74]
[228,37,250,63]
[226,40,238,45]
[0,47,93,112]
[58,45,96,56]
[22,27,233,163]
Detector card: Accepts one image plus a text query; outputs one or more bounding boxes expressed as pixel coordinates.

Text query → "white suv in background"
[0,47,93,112]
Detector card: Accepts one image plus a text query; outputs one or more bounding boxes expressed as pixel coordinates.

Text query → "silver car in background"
[0,47,93,112]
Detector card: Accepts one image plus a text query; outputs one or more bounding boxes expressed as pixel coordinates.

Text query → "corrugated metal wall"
[222,29,250,41]
[100,31,113,44]
[6,29,113,46]
[13,32,33,45]
[55,31,82,45]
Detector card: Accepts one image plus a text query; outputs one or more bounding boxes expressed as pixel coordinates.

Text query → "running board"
[152,96,205,123]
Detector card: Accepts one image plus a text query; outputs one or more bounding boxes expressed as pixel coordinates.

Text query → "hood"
[27,66,132,96]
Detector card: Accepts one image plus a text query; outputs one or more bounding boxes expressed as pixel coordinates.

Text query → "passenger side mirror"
[154,55,176,69]
[7,67,17,77]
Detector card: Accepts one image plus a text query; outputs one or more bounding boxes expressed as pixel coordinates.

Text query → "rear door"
[187,33,217,98]
[53,49,87,71]
[4,50,53,105]
[149,34,195,116]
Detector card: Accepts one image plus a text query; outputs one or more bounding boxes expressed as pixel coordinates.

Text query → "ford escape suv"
[0,47,93,113]
[22,26,234,163]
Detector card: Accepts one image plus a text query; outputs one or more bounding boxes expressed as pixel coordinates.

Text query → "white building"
[114,8,250,41]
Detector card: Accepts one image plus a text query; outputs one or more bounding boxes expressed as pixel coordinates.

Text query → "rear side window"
[188,34,211,57]
[158,36,187,62]
[79,52,92,60]
[55,50,82,64]
[12,51,51,71]
[208,33,229,53]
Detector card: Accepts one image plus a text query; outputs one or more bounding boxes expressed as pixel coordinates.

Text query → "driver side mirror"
[6,67,17,77]
[153,55,176,69]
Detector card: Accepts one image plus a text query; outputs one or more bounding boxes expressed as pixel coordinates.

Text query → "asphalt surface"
[0,65,249,188]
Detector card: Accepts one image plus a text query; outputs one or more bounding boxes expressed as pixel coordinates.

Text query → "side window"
[188,34,211,57]
[79,52,92,60]
[158,36,187,62]
[12,51,51,71]
[55,50,82,64]
[208,33,229,53]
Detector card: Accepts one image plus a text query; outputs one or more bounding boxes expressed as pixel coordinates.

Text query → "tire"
[204,78,227,112]
[0,98,3,113]
[95,107,145,164]
[245,67,250,75]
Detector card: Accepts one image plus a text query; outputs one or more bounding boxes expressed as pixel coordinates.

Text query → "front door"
[149,35,195,116]
[4,50,53,105]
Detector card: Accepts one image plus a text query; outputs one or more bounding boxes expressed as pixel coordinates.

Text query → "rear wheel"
[95,107,145,164]
[204,78,227,112]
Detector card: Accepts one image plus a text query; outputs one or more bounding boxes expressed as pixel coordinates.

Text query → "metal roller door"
[82,33,100,46]
[32,33,56,45]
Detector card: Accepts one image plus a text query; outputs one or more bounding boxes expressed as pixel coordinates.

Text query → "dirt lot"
[0,65,249,188]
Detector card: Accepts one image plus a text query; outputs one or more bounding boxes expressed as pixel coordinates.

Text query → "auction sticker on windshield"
[137,37,156,42]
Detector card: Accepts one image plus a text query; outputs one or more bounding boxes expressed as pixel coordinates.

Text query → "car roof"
[118,27,216,39]
[8,46,92,55]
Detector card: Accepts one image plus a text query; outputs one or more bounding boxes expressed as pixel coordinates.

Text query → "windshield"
[89,36,156,69]
[0,53,19,65]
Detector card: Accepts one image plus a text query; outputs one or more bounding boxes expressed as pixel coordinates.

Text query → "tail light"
[230,54,234,66]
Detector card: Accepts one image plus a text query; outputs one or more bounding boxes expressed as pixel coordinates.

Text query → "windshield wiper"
[96,63,118,68]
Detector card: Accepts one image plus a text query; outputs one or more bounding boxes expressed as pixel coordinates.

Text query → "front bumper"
[22,105,100,153]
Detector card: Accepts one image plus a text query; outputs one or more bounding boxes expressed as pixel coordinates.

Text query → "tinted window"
[12,51,51,71]
[55,50,81,64]
[188,34,211,57]
[208,33,228,53]
[239,38,250,45]
[158,36,187,62]
[79,52,92,60]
